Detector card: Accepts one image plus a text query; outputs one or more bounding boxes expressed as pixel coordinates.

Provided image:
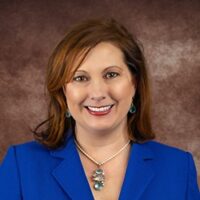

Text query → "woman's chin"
[85,123,116,134]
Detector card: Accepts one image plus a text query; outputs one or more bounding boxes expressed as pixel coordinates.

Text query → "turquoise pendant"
[92,168,105,191]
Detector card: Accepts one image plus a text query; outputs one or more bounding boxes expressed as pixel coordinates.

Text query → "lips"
[85,104,114,116]
[87,105,112,111]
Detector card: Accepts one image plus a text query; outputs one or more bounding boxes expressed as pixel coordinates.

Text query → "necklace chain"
[74,139,131,166]
[74,139,131,191]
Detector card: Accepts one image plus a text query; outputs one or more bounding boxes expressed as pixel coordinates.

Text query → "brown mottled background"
[0,0,200,185]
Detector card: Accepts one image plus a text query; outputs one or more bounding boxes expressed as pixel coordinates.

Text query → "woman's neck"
[74,125,130,162]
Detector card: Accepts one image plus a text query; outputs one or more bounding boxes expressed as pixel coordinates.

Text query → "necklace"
[74,139,131,191]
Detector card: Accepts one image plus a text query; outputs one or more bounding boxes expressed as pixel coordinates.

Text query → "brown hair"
[33,18,155,149]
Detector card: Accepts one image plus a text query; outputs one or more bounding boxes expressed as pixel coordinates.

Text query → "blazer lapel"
[50,132,155,200]
[119,141,155,200]
[50,134,94,200]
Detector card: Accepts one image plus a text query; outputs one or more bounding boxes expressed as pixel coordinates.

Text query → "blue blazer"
[0,132,199,200]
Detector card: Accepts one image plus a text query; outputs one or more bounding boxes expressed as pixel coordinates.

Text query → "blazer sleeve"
[186,152,200,200]
[0,146,22,200]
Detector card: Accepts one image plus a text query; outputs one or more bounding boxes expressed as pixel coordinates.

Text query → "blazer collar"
[50,131,155,200]
[50,131,94,200]
[119,141,155,200]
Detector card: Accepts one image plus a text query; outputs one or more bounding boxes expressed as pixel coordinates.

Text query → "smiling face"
[64,42,136,134]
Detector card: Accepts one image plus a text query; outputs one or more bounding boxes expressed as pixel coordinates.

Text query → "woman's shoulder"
[135,140,198,180]
[2,133,73,163]
[14,140,47,151]
[4,140,50,161]
[141,140,193,162]
[145,140,187,153]
[0,141,46,169]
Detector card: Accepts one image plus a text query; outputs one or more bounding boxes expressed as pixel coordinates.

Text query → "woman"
[0,18,199,200]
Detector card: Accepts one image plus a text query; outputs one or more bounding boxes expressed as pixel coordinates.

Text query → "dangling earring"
[65,109,71,118]
[129,102,136,114]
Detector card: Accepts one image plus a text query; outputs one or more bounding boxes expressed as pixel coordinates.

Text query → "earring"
[65,109,71,118]
[129,102,136,114]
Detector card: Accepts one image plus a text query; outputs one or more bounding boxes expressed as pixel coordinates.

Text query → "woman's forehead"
[73,42,124,69]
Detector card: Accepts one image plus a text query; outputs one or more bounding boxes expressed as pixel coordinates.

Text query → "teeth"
[87,105,112,112]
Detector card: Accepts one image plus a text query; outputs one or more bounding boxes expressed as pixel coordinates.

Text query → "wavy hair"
[33,18,155,149]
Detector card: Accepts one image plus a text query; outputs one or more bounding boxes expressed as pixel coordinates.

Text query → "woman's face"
[64,42,136,134]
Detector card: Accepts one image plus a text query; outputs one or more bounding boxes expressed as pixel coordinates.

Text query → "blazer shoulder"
[14,140,48,151]
[144,140,200,196]
[8,140,51,160]
[139,140,194,178]
[144,140,190,160]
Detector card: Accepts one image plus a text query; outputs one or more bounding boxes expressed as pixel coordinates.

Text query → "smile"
[87,105,112,112]
[85,105,114,116]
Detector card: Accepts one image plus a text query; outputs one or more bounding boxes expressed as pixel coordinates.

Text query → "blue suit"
[0,131,199,200]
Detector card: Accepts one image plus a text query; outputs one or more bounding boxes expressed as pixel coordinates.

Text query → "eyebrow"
[75,65,123,73]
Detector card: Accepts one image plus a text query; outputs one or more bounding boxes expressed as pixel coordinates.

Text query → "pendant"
[92,168,105,191]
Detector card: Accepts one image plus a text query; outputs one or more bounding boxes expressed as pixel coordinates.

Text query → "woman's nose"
[88,79,107,101]
[91,96,106,101]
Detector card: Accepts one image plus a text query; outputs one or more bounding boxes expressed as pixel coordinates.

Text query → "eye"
[73,75,88,82]
[104,72,120,79]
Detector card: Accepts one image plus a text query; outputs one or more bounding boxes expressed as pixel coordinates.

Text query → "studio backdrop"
[0,0,199,184]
